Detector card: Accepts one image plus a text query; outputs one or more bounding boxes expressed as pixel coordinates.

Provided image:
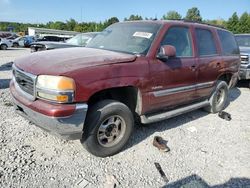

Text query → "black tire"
[37,47,44,51]
[13,43,19,48]
[1,44,7,50]
[81,100,134,157]
[204,80,228,113]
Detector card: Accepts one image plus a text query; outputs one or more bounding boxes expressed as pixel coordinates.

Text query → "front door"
[148,26,198,113]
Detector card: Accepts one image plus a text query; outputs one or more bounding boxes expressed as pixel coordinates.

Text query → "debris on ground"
[154,162,169,183]
[75,178,90,188]
[104,175,119,188]
[153,136,170,152]
[187,126,198,133]
[218,111,232,121]
[3,101,13,107]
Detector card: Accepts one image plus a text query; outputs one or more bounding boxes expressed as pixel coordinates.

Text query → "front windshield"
[66,34,92,46]
[235,35,250,47]
[86,22,161,55]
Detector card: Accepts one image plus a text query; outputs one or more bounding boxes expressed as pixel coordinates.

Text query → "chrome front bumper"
[12,96,88,140]
[239,66,250,80]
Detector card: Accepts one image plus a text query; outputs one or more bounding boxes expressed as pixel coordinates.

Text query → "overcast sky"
[0,0,249,23]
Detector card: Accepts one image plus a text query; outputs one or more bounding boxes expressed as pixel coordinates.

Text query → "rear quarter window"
[218,30,240,55]
[195,28,217,56]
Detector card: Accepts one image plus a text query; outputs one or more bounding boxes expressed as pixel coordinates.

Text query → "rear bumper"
[10,80,88,140]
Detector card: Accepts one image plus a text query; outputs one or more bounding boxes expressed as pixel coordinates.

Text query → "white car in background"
[0,38,12,50]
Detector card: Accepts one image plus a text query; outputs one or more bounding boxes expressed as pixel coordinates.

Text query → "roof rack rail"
[167,19,226,29]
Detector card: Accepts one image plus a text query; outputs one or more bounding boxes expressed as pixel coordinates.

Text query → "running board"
[140,100,210,124]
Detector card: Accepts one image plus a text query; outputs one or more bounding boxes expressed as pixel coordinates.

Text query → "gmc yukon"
[10,21,240,157]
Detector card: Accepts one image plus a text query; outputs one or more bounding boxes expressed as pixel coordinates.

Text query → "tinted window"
[195,28,217,56]
[218,30,239,55]
[161,27,193,57]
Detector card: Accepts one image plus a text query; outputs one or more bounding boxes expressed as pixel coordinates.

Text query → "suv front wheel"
[81,100,134,157]
[204,80,229,113]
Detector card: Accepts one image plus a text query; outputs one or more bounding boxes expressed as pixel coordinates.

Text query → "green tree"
[204,19,227,28]
[124,14,143,21]
[185,7,202,22]
[162,11,182,20]
[48,21,67,30]
[102,17,119,29]
[226,12,240,33]
[238,12,250,33]
[107,17,119,25]
[108,17,119,25]
[66,18,77,31]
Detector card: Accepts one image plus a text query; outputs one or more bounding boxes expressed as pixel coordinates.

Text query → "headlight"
[36,75,75,103]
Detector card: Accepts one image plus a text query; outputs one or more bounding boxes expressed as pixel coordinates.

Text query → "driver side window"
[161,26,193,57]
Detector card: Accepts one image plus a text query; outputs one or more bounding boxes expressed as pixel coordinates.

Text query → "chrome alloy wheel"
[97,115,126,147]
[215,88,226,106]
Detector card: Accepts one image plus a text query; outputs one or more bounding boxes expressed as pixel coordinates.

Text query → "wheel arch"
[87,86,142,116]
[217,72,233,85]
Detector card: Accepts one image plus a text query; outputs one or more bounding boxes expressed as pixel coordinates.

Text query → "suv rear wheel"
[1,44,7,50]
[81,100,134,157]
[204,80,228,113]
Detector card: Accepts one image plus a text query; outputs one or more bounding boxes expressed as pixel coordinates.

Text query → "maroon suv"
[10,21,240,157]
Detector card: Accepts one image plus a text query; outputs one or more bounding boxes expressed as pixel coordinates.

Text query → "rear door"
[194,27,221,99]
[148,25,198,112]
[217,30,240,80]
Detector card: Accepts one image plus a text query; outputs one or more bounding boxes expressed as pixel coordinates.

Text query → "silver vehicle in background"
[30,32,99,52]
[12,36,35,48]
[0,37,12,50]
[235,34,250,81]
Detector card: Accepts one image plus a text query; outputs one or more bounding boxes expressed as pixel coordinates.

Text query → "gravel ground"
[0,48,250,188]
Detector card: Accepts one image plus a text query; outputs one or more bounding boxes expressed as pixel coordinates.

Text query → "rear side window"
[195,28,217,56]
[218,30,239,55]
[161,26,193,57]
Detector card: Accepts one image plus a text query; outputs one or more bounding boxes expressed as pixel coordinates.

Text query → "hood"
[239,46,250,54]
[14,47,137,75]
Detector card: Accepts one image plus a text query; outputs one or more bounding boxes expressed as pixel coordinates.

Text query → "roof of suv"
[235,34,250,36]
[122,20,228,31]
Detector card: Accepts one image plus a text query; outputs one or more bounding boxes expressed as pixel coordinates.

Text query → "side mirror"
[157,45,176,60]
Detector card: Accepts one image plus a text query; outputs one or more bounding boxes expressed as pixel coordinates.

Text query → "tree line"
[0,7,249,34]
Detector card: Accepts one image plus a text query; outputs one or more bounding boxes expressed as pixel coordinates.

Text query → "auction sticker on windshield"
[133,32,153,39]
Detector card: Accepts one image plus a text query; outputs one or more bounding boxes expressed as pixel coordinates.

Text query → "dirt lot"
[0,48,250,188]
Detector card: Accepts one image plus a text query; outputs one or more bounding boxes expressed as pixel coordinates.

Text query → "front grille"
[240,55,249,64]
[13,67,35,96]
